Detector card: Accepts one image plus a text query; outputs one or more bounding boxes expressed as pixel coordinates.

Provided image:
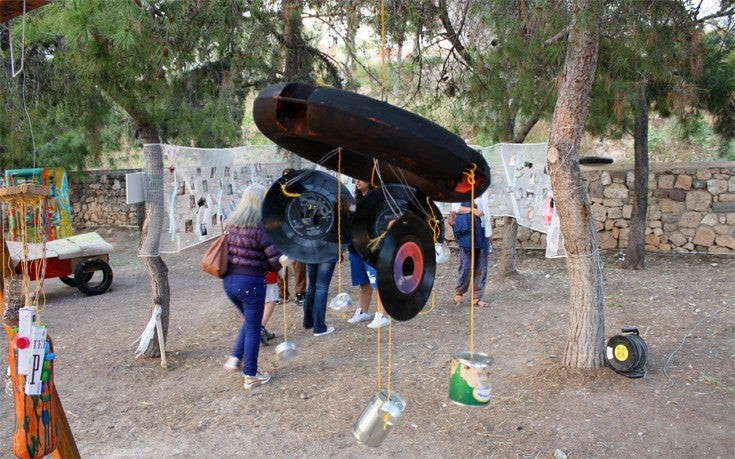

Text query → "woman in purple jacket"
[222,184,282,390]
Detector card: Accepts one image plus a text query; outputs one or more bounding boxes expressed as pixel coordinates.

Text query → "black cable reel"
[605,327,648,378]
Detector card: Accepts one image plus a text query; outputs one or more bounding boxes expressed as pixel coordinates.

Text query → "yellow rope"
[367,230,387,252]
[387,315,392,400]
[280,182,300,198]
[418,290,436,316]
[465,165,477,357]
[370,160,378,188]
[281,274,288,341]
[425,195,440,243]
[377,307,382,391]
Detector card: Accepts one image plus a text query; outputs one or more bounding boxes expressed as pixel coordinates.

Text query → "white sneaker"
[314,326,335,337]
[347,309,372,324]
[367,312,390,329]
[243,371,271,389]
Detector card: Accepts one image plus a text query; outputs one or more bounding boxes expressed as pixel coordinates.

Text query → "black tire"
[74,259,113,295]
[59,272,93,287]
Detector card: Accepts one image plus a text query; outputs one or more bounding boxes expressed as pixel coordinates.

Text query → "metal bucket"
[275,341,297,362]
[353,389,406,447]
[328,292,352,312]
[448,351,493,406]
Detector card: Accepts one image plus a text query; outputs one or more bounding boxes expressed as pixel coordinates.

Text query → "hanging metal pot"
[353,389,406,447]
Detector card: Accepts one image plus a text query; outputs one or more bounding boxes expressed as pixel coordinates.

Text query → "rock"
[679,212,702,228]
[692,226,715,247]
[713,202,735,213]
[600,172,611,186]
[604,183,629,199]
[685,191,712,212]
[675,174,693,190]
[706,179,728,195]
[553,449,568,459]
[715,234,735,250]
[658,174,675,189]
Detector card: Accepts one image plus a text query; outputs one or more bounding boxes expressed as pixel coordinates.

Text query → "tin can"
[448,351,493,406]
[353,389,406,447]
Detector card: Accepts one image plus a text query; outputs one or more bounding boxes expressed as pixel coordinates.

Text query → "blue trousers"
[303,261,336,334]
[223,274,266,376]
[455,237,491,300]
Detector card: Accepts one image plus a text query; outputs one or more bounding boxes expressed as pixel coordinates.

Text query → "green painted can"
[448,351,493,406]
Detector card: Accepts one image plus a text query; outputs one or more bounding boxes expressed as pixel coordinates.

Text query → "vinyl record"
[262,169,355,263]
[351,184,444,268]
[376,213,436,321]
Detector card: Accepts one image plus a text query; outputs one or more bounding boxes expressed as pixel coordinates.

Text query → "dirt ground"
[1,225,733,458]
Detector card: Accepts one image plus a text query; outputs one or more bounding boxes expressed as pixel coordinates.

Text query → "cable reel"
[605,327,648,378]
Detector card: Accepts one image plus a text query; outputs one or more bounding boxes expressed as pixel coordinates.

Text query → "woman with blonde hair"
[222,184,283,389]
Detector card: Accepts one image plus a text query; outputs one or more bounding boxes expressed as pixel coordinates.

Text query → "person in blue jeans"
[451,196,492,308]
[221,184,283,390]
[303,257,338,336]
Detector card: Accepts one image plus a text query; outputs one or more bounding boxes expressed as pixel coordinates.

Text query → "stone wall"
[69,163,735,253]
[68,170,140,227]
[481,161,735,254]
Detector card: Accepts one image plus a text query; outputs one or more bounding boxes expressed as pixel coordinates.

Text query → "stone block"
[604,183,629,199]
[679,211,702,228]
[713,202,735,213]
[589,181,604,198]
[700,213,718,226]
[675,174,693,190]
[604,220,615,231]
[611,171,626,183]
[685,190,712,211]
[659,243,672,251]
[653,227,663,236]
[645,233,660,247]
[653,189,669,198]
[719,194,735,202]
[618,228,630,246]
[600,172,611,185]
[607,207,623,219]
[714,225,732,236]
[659,199,674,213]
[680,228,695,237]
[658,174,675,189]
[598,231,617,249]
[648,209,662,220]
[661,214,679,224]
[709,246,733,254]
[692,226,715,247]
[668,232,687,247]
[683,242,694,250]
[715,234,735,250]
[591,202,607,221]
[668,189,686,201]
[518,226,531,241]
[729,176,735,192]
[692,180,706,190]
[696,169,712,180]
[623,204,633,219]
[603,198,624,207]
[615,219,629,228]
[707,179,728,195]
[650,220,662,228]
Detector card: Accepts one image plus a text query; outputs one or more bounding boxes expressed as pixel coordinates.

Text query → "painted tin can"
[448,351,493,406]
[353,389,406,447]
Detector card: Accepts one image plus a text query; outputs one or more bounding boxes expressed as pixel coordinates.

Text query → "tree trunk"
[135,124,170,358]
[547,0,605,369]
[623,77,649,270]
[283,0,310,83]
[496,217,519,278]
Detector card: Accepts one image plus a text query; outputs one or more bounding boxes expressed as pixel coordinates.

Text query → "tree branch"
[513,115,541,143]
[544,26,570,46]
[437,0,473,67]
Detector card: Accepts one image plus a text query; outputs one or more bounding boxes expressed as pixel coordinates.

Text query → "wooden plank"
[0,184,50,203]
[0,0,52,23]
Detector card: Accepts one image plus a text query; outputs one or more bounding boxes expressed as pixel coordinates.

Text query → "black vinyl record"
[377,213,436,321]
[351,184,444,268]
[262,169,355,263]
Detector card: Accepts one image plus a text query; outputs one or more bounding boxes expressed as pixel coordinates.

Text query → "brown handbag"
[201,233,228,278]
